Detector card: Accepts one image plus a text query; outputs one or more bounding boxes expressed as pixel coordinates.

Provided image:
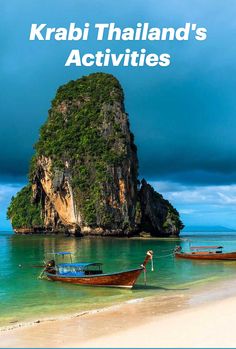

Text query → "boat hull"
[46,268,143,288]
[175,252,236,260]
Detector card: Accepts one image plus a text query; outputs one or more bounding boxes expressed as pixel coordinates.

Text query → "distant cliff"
[7,73,184,236]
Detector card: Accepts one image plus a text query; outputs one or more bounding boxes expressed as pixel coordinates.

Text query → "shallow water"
[1,232,236,327]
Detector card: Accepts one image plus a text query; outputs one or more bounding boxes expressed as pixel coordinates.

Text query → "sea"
[1,232,236,328]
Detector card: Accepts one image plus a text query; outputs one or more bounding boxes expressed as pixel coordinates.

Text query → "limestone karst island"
[7,73,183,237]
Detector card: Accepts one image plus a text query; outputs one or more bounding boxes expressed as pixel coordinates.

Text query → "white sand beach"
[82,296,236,348]
[1,278,236,348]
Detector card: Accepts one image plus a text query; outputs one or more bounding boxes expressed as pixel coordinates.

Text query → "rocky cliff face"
[7,73,183,236]
[138,179,182,236]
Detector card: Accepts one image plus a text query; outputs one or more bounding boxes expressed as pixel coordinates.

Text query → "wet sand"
[1,278,236,348]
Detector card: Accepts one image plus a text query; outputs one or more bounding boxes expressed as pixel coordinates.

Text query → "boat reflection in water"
[40,250,154,289]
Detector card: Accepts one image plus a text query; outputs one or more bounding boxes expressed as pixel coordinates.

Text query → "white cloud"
[150,181,236,206]
[179,208,196,215]
[0,184,23,203]
[0,183,25,230]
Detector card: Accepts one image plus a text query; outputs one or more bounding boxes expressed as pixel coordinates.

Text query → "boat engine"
[174,246,182,253]
[45,259,56,274]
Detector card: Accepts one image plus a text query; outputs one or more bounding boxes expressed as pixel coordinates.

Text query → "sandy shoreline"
[82,295,236,348]
[1,278,236,348]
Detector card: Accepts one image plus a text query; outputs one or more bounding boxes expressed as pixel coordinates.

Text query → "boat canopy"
[190,245,223,250]
[54,252,73,255]
[58,262,103,268]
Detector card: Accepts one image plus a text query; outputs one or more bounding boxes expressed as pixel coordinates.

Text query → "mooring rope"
[143,266,147,285]
[38,269,46,279]
[151,257,154,271]
[153,252,174,259]
[161,248,176,253]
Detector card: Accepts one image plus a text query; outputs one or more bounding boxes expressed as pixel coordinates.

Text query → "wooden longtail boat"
[174,245,236,260]
[40,250,154,288]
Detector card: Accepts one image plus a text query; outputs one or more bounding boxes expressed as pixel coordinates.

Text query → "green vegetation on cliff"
[7,185,42,229]
[138,179,184,235]
[33,73,125,165]
[153,191,183,232]
[32,73,131,225]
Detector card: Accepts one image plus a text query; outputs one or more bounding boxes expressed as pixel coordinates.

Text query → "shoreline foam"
[0,297,148,333]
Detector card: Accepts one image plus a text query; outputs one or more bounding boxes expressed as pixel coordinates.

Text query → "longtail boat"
[174,245,236,260]
[39,250,154,288]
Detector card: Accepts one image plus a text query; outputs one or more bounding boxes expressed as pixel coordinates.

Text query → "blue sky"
[1,0,236,230]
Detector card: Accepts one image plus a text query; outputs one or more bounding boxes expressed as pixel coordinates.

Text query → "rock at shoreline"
[7,73,184,237]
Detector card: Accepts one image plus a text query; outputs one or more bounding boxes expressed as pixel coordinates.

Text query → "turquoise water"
[1,232,236,327]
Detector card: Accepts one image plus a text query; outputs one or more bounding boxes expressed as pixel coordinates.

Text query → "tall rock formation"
[7,73,184,236]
